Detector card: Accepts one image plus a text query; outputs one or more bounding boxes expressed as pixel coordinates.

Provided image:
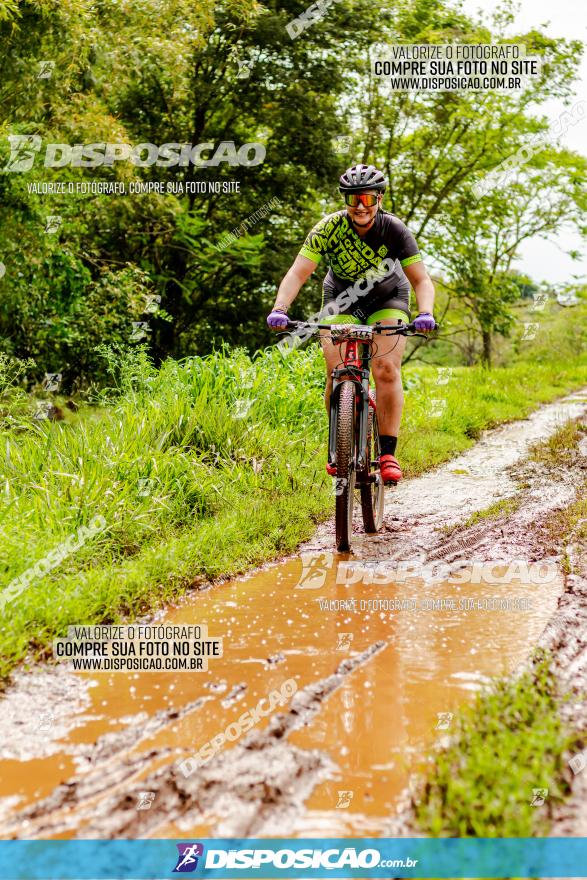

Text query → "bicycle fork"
[328,366,372,472]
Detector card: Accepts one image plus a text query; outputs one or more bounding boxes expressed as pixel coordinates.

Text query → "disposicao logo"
[4,136,266,171]
[173,843,204,873]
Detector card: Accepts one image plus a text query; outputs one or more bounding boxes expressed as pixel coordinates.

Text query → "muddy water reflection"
[0,557,562,836]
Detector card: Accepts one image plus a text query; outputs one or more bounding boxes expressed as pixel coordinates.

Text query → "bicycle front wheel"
[334,380,356,552]
[360,389,385,533]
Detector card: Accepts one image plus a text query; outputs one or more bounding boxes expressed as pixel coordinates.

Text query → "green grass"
[0,335,587,683]
[439,496,523,537]
[528,419,585,467]
[415,654,578,836]
[0,344,332,681]
[531,419,587,576]
[398,358,587,476]
[558,494,587,577]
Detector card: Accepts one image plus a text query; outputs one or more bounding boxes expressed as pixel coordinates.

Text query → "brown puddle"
[0,557,562,837]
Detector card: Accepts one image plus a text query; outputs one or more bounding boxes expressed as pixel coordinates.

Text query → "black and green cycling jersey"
[299,209,422,280]
[299,209,423,323]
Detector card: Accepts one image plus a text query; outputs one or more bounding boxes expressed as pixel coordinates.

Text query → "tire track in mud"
[2,389,587,838]
[3,644,386,838]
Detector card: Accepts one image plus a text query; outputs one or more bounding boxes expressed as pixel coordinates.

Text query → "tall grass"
[0,344,330,680]
[415,654,577,836]
[1,335,587,682]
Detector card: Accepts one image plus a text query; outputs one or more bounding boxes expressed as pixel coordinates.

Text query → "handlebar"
[282,319,437,340]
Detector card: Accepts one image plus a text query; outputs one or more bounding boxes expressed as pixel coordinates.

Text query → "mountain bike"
[283,320,430,552]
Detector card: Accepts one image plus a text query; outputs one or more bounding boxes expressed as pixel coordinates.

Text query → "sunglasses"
[344,193,379,207]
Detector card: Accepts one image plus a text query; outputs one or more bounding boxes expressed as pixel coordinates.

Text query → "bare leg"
[319,329,344,413]
[369,323,407,436]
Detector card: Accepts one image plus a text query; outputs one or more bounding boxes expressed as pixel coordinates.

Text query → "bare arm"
[273,255,318,311]
[404,261,435,314]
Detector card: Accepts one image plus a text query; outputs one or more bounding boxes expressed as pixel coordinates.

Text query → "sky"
[460,0,586,286]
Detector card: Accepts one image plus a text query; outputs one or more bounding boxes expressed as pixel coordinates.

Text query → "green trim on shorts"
[319,308,408,326]
[320,313,362,325]
[367,308,409,325]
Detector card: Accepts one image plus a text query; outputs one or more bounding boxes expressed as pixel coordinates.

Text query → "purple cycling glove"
[414,312,436,332]
[267,308,289,330]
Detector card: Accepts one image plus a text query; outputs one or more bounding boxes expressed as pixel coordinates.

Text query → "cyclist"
[267,163,436,483]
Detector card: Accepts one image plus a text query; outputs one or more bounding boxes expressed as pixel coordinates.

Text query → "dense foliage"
[0,0,584,385]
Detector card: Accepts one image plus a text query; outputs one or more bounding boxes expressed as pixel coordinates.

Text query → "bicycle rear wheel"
[360,389,384,533]
[334,381,356,552]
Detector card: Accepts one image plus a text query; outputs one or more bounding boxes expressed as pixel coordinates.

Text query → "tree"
[0,0,385,373]
[0,0,584,378]
[351,0,584,362]
[426,146,586,364]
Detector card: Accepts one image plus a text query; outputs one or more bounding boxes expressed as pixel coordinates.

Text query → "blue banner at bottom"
[0,838,586,879]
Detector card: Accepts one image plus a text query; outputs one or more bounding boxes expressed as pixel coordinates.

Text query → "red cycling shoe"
[380,454,402,484]
[326,461,337,476]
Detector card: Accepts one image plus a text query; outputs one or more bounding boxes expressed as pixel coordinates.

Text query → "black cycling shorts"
[321,273,411,324]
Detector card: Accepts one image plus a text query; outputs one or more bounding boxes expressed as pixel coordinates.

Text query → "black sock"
[380,435,397,456]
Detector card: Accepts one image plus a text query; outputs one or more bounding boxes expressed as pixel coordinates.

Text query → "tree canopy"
[0,0,584,385]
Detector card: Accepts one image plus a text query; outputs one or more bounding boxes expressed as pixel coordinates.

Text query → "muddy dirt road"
[1,390,587,839]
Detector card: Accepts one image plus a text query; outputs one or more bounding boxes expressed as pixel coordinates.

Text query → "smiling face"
[344,190,383,232]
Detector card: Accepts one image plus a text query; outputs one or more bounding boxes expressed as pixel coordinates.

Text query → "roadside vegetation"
[1,301,587,682]
[534,418,587,579]
[414,418,587,836]
[415,654,578,836]
[439,496,523,538]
